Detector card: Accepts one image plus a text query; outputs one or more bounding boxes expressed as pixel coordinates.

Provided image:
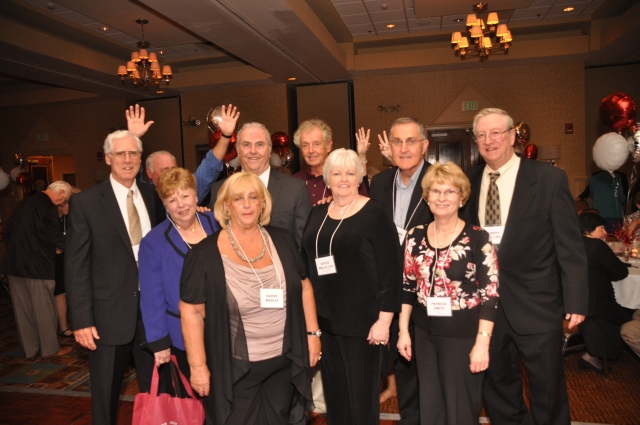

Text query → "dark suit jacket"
[65,179,161,346]
[369,160,434,231]
[462,158,588,335]
[209,168,312,246]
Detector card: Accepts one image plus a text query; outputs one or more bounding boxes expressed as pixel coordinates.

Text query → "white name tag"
[315,256,337,275]
[485,226,505,245]
[426,297,452,316]
[260,288,284,309]
[396,226,407,245]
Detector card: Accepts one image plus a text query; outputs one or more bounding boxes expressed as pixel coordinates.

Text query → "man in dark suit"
[369,117,433,425]
[209,122,311,246]
[463,108,588,425]
[66,130,161,425]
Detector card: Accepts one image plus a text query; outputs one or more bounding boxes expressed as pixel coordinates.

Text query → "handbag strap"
[149,358,162,395]
[170,355,199,399]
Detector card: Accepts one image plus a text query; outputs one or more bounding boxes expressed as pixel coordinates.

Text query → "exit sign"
[36,133,49,142]
[462,101,478,111]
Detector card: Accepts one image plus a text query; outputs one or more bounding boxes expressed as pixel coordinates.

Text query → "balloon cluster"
[207,106,239,175]
[599,92,637,134]
[593,93,639,174]
[270,132,294,168]
[9,152,33,190]
[513,121,537,159]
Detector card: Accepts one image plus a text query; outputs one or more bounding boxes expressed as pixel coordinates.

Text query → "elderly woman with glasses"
[397,161,499,425]
[301,148,402,425]
[179,172,318,425]
[138,168,219,392]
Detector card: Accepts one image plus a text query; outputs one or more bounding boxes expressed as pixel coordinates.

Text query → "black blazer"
[462,158,588,334]
[209,168,312,246]
[369,160,434,231]
[65,179,160,346]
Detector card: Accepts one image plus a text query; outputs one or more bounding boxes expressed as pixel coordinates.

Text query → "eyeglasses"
[390,138,422,147]
[110,151,141,160]
[428,189,461,198]
[474,128,513,143]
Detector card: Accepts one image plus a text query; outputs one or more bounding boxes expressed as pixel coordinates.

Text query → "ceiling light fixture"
[563,7,574,12]
[386,24,396,28]
[288,77,297,81]
[451,3,512,60]
[117,19,172,87]
[99,26,110,31]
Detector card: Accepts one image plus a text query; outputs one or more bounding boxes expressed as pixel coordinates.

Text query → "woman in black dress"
[301,148,402,425]
[397,161,499,425]
[577,212,634,374]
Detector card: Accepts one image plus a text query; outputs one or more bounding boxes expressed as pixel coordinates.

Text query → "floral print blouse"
[402,222,499,338]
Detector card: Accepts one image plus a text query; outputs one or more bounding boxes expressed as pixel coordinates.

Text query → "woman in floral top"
[397,161,499,425]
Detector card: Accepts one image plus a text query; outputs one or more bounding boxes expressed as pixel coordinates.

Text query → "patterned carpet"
[1,288,639,424]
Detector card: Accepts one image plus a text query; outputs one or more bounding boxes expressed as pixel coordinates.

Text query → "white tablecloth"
[613,259,640,310]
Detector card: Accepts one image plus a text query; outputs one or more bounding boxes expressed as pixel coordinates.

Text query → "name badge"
[396,226,407,245]
[485,226,505,246]
[315,256,337,275]
[426,297,452,317]
[260,288,284,309]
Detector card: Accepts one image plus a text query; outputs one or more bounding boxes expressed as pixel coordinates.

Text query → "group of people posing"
[5,103,606,425]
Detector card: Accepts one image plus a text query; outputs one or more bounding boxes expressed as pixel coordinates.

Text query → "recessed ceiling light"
[158,50,165,55]
[156,90,164,94]
[417,21,432,26]
[453,18,464,22]
[386,24,396,28]
[99,26,110,31]
[563,7,574,12]
[288,77,296,81]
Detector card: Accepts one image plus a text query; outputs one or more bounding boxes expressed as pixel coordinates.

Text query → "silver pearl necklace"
[228,225,267,263]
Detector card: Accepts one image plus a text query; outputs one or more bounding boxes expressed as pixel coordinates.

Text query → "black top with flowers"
[402,222,499,338]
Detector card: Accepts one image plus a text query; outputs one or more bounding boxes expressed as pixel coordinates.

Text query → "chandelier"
[117,19,172,86]
[451,3,512,59]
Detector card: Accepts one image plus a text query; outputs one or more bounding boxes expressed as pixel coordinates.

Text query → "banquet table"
[613,258,640,310]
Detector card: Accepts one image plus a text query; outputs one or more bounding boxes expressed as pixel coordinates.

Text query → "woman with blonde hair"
[180,172,319,424]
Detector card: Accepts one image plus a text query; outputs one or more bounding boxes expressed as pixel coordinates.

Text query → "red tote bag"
[132,355,205,425]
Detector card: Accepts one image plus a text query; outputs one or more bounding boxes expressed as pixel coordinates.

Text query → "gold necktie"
[485,172,501,226]
[127,189,142,245]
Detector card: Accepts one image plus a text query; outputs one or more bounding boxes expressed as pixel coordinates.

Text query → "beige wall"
[353,61,587,192]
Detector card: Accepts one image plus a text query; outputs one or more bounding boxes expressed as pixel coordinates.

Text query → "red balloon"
[271,132,289,149]
[599,92,637,134]
[209,129,237,162]
[0,222,4,243]
[16,171,32,189]
[523,144,538,160]
[223,148,237,163]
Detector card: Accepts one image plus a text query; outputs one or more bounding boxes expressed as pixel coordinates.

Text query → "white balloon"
[9,166,24,182]
[0,169,9,191]
[270,152,282,167]
[593,132,628,172]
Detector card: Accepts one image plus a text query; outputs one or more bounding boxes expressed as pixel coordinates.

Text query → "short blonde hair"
[214,172,273,229]
[322,148,364,185]
[421,162,471,206]
[472,108,514,135]
[156,168,197,201]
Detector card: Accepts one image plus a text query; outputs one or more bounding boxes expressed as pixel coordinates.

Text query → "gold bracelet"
[478,331,492,337]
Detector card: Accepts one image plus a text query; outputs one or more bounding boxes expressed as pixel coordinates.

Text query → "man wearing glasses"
[209,122,311,246]
[66,130,162,425]
[463,108,587,425]
[368,117,434,425]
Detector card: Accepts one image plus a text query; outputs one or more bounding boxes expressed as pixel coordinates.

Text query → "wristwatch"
[307,330,322,337]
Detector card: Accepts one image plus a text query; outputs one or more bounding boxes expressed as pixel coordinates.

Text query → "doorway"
[426,128,479,171]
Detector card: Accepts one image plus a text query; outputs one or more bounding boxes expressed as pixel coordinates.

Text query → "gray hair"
[48,180,72,197]
[293,119,332,148]
[389,117,427,140]
[237,122,271,150]
[472,108,514,134]
[103,130,143,155]
[322,148,364,186]
[146,150,176,172]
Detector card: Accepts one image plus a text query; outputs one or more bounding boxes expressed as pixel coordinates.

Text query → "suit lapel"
[467,166,482,226]
[164,221,189,258]
[268,169,282,204]
[139,183,159,227]
[381,168,397,218]
[501,159,536,248]
[98,181,134,257]
[405,161,429,228]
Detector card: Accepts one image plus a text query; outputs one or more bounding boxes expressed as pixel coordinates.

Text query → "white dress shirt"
[478,153,521,228]
[109,174,152,261]
[258,166,271,189]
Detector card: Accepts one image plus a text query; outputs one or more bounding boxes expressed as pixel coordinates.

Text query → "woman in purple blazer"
[139,167,219,387]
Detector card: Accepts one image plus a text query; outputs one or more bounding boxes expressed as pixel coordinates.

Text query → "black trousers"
[390,316,420,425]
[483,306,569,425]
[321,331,381,425]
[226,355,294,425]
[414,326,483,425]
